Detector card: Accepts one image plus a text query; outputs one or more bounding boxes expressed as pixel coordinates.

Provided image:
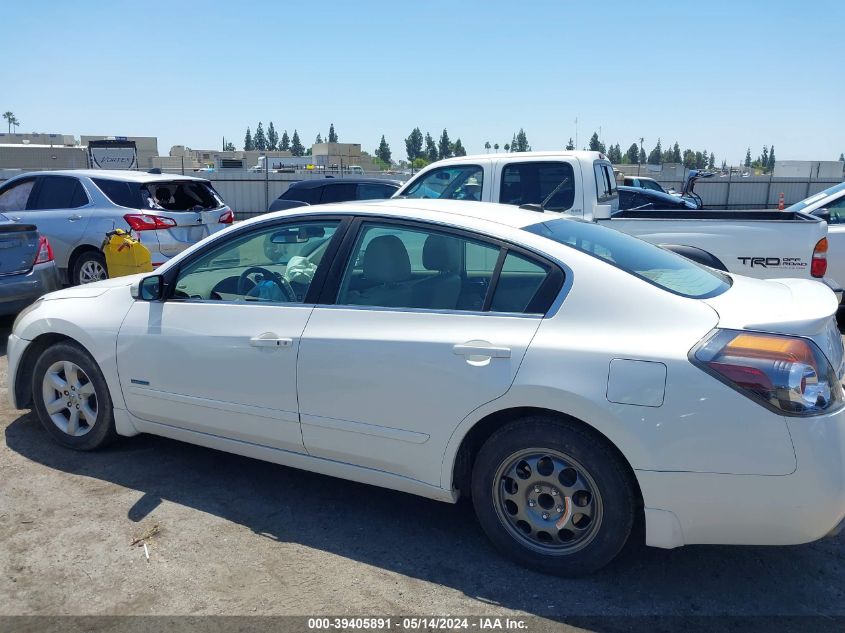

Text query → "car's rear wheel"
[73,251,108,285]
[471,416,635,576]
[31,342,116,450]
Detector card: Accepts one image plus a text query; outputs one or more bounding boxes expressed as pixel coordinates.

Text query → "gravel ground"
[1,318,844,628]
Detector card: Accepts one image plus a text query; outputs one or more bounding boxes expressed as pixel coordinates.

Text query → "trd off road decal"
[736,257,806,269]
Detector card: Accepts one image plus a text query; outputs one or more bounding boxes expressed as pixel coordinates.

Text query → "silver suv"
[0,170,233,285]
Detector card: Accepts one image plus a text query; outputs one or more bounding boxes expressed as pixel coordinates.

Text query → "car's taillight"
[33,236,53,264]
[812,238,828,278]
[219,209,234,224]
[123,214,177,231]
[693,329,844,416]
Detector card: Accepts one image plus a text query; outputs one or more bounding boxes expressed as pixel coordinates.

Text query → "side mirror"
[817,209,830,223]
[131,275,164,301]
[593,202,613,220]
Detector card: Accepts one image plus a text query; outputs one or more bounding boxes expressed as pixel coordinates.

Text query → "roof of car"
[423,150,607,165]
[287,177,403,189]
[617,185,681,203]
[13,169,209,183]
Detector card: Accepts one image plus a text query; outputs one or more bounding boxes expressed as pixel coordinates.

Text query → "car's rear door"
[296,217,563,486]
[14,175,92,268]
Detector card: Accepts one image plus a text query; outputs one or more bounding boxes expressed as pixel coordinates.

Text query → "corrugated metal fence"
[649,175,842,209]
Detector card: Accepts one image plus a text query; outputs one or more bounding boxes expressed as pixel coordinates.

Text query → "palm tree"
[11,116,20,132]
[484,141,491,153]
[2,112,14,133]
[493,143,499,152]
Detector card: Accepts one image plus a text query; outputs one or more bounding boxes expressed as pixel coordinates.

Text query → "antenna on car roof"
[518,177,570,213]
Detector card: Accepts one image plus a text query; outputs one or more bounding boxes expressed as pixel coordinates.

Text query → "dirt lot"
[1,318,845,626]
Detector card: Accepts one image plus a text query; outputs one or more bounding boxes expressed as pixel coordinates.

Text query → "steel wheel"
[493,447,602,555]
[40,360,98,437]
[78,260,107,284]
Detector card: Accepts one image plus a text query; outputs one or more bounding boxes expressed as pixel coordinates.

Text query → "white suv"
[0,170,234,285]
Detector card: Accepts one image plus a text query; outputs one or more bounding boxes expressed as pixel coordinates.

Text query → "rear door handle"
[250,333,293,348]
[452,343,511,359]
[68,214,83,221]
[8,216,21,222]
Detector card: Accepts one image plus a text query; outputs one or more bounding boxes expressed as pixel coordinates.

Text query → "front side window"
[499,162,575,211]
[527,218,730,299]
[822,195,845,224]
[32,176,87,210]
[402,166,483,201]
[0,179,35,212]
[173,220,340,303]
[336,223,501,311]
[594,163,617,203]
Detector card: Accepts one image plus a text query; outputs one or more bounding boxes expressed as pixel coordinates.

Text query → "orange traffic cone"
[778,192,785,210]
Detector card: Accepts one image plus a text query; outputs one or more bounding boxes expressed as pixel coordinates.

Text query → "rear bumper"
[0,262,60,316]
[639,405,845,549]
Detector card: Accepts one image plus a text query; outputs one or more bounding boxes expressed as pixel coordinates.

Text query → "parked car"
[268,178,401,212]
[784,181,845,296]
[618,185,698,211]
[623,176,668,193]
[9,199,845,576]
[0,214,59,315]
[0,170,234,285]
[394,152,841,299]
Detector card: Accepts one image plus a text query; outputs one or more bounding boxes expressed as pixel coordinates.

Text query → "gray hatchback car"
[0,170,234,285]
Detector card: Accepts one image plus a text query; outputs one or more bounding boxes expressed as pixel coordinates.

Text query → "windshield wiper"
[519,178,570,213]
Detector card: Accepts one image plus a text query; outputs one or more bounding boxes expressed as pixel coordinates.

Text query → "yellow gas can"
[102,230,153,278]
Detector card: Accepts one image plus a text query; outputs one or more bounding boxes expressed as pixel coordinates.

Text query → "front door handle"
[250,333,293,348]
[453,343,511,359]
[8,216,21,222]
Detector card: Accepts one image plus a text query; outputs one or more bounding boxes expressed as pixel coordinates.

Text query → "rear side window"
[281,185,320,204]
[499,162,574,211]
[32,176,88,210]
[527,218,730,299]
[490,252,550,313]
[357,183,397,200]
[0,179,36,212]
[93,178,140,208]
[320,183,358,203]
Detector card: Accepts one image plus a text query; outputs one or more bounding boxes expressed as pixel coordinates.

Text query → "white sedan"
[8,199,845,575]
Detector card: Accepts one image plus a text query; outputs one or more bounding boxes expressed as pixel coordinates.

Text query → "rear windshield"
[526,218,730,299]
[93,178,223,211]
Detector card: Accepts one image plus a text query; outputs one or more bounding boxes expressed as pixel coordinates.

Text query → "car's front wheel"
[471,416,636,576]
[31,342,116,450]
[73,251,108,285]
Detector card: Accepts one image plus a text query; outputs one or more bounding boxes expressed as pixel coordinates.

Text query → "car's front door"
[13,175,92,269]
[296,219,561,485]
[116,217,346,452]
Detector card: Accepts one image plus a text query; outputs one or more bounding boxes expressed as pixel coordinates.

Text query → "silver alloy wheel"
[78,260,107,284]
[493,447,602,555]
[41,361,98,437]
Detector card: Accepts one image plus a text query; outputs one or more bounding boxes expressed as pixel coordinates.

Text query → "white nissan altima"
[8,199,845,575]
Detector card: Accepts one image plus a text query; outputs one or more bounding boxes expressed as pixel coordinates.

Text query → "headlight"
[12,298,42,333]
[692,329,845,416]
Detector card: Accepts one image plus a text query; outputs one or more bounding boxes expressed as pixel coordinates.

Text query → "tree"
[290,130,304,156]
[511,134,517,152]
[484,141,491,153]
[316,133,323,144]
[11,115,19,132]
[267,122,278,151]
[376,135,392,165]
[493,143,499,152]
[839,153,844,162]
[625,143,640,164]
[682,149,696,169]
[438,129,452,160]
[708,152,716,170]
[760,145,769,172]
[565,138,575,151]
[588,132,601,152]
[672,142,682,164]
[425,132,438,163]
[328,123,338,143]
[767,145,776,172]
[515,128,530,152]
[695,150,706,170]
[253,122,267,151]
[223,141,236,152]
[453,138,466,157]
[243,127,254,151]
[744,148,752,168]
[2,112,14,133]
[280,131,290,152]
[503,144,510,152]
[647,138,663,165]
[405,127,423,162]
[607,144,622,164]
[412,157,429,169]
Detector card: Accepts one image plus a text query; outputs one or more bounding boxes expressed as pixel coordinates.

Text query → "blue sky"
[3,0,844,164]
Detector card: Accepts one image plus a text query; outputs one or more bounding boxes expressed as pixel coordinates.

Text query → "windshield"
[786,181,845,213]
[526,218,731,299]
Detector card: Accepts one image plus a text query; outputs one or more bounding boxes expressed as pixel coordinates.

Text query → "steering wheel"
[237,266,297,302]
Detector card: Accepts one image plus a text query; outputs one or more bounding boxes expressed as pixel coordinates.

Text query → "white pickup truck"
[394,151,842,299]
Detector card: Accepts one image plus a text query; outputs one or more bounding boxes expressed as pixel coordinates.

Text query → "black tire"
[471,416,635,576]
[72,250,108,286]
[31,342,116,451]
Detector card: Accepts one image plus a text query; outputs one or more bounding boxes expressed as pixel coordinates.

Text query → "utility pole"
[575,117,579,150]
[638,137,645,175]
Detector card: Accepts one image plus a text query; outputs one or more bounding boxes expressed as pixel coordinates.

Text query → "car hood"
[42,273,146,300]
[702,274,842,370]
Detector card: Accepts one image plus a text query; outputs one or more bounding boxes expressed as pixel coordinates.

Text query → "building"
[0,133,75,146]
[311,142,377,171]
[0,144,87,170]
[773,161,845,179]
[80,136,159,169]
